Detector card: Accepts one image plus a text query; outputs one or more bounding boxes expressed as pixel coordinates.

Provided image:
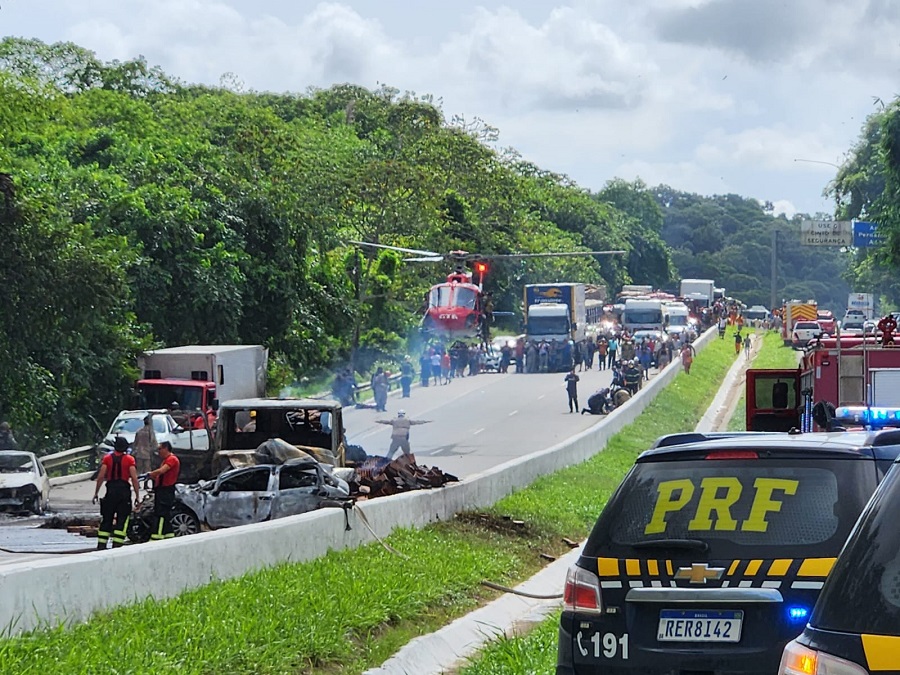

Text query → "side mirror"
[212,399,220,411]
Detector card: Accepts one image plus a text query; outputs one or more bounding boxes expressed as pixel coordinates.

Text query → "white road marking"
[537,394,545,400]
[509,410,518,417]
[473,428,485,435]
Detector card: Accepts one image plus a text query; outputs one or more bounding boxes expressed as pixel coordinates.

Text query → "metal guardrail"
[41,444,95,472]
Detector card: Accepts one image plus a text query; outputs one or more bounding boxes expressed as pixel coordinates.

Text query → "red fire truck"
[746,335,900,432]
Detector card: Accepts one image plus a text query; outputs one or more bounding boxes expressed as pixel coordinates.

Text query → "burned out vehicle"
[173,397,347,482]
[168,456,350,534]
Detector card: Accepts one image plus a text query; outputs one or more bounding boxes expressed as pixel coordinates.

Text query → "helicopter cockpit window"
[429,286,452,308]
[454,286,477,309]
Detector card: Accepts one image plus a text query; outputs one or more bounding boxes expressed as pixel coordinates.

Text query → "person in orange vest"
[92,436,141,549]
[148,441,181,541]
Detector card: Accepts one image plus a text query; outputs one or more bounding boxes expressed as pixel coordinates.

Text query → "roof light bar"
[834,406,900,428]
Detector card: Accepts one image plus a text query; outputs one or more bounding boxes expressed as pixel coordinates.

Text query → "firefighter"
[92,436,140,549]
[148,441,181,541]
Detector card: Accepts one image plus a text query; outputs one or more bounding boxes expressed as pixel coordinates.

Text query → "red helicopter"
[352,242,625,342]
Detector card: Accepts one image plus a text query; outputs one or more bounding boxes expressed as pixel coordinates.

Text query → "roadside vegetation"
[0,336,735,674]
[460,332,793,674]
[727,330,801,431]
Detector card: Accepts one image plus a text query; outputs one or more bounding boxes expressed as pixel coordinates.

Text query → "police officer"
[92,436,140,549]
[148,441,181,541]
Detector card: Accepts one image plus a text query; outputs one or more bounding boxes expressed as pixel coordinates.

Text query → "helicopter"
[351,241,625,342]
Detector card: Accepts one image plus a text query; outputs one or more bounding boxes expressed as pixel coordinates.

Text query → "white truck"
[680,279,716,307]
[847,292,875,320]
[622,297,665,333]
[663,302,691,337]
[524,283,587,344]
[136,345,268,413]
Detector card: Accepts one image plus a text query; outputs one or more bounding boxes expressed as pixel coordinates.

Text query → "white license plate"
[657,610,743,642]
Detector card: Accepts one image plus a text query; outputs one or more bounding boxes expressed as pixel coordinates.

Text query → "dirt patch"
[455,511,540,539]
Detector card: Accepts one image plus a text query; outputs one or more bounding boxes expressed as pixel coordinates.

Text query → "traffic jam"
[558,301,900,674]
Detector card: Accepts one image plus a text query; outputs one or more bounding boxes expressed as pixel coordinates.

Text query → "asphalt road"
[0,362,643,565]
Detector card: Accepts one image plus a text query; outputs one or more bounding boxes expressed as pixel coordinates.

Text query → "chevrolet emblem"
[674,563,725,584]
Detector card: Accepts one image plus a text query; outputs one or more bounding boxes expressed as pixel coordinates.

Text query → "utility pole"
[770,228,777,312]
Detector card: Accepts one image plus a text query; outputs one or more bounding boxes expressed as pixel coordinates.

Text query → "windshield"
[667,315,688,326]
[110,418,143,434]
[527,316,569,335]
[454,286,477,309]
[585,458,873,560]
[624,309,663,324]
[429,285,452,308]
[812,468,900,635]
[138,384,204,411]
[0,452,33,473]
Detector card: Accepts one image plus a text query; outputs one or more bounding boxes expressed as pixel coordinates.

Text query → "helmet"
[113,436,129,452]
[397,410,406,418]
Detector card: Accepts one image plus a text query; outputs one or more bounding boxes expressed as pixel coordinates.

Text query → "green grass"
[0,335,737,675]
[727,331,801,431]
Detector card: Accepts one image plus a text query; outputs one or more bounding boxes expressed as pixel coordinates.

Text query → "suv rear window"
[811,468,900,635]
[795,322,820,330]
[584,457,874,560]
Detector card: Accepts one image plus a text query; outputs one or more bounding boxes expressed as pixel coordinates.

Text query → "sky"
[3,0,899,217]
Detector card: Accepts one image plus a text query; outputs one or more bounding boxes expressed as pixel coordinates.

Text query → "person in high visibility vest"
[92,436,140,549]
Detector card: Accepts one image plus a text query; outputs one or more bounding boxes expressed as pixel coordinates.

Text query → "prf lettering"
[644,478,799,535]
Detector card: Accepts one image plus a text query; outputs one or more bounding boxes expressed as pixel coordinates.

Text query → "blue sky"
[4,0,898,216]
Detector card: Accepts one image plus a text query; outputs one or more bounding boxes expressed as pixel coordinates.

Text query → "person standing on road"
[93,436,140,550]
[400,357,414,398]
[378,410,431,459]
[372,367,389,411]
[607,336,618,369]
[148,441,180,541]
[564,369,580,413]
[734,330,743,355]
[0,421,18,450]
[132,414,157,475]
[744,333,753,361]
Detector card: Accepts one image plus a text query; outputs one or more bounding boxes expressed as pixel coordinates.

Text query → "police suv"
[558,419,900,675]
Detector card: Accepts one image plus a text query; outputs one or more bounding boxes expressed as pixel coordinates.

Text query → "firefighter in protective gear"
[93,436,140,549]
[377,410,431,459]
[148,441,181,540]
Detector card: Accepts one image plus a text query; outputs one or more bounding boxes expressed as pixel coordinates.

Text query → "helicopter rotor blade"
[349,241,444,259]
[473,250,627,260]
[403,256,446,262]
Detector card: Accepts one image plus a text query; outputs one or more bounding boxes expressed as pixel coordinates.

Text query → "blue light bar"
[834,406,900,428]
[787,606,810,622]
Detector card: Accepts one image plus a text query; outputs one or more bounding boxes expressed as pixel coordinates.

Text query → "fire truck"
[780,300,818,345]
[746,334,900,432]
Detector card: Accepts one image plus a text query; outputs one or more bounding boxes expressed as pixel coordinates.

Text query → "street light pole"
[770,228,777,314]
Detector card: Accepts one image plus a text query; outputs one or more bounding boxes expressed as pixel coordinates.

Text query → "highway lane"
[0,363,645,566]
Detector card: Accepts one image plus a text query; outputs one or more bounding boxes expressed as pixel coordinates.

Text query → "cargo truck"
[780,300,818,345]
[523,283,586,344]
[679,279,715,307]
[136,345,268,414]
[622,297,665,333]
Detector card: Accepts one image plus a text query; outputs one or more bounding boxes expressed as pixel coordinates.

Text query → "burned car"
[0,450,51,515]
[168,455,351,534]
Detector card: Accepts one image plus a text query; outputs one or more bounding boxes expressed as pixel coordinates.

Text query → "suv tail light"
[778,640,868,675]
[564,565,603,614]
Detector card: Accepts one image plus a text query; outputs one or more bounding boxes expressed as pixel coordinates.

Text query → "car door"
[271,463,326,519]
[202,466,275,528]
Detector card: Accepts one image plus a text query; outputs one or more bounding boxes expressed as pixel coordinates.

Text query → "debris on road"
[350,454,459,498]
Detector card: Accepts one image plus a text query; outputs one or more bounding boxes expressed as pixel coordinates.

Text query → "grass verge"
[0,336,736,675]
[727,331,801,431]
[462,331,794,674]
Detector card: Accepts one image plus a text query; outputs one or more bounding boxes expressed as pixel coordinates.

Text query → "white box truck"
[680,279,715,307]
[136,345,268,413]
